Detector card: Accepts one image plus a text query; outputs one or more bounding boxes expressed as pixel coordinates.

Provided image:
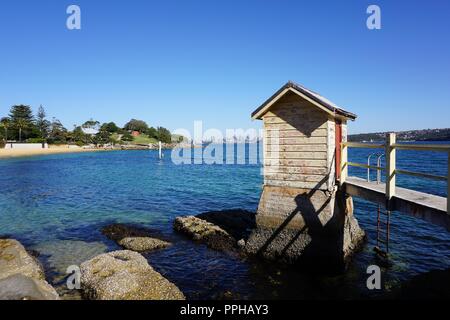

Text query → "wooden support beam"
[448,152,450,216]
[386,133,396,208]
[340,143,348,186]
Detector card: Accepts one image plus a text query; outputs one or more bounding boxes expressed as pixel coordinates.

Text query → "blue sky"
[0,0,449,134]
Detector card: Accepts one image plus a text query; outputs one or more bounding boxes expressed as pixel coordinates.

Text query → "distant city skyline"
[1,0,449,135]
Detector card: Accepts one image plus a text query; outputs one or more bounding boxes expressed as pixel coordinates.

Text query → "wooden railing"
[340,133,450,215]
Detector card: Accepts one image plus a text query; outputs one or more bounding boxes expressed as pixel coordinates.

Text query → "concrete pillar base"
[244,185,365,271]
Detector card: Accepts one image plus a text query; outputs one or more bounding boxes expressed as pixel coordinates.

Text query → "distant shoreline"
[0,147,116,159]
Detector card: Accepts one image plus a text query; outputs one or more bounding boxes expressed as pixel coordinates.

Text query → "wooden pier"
[340,133,450,231]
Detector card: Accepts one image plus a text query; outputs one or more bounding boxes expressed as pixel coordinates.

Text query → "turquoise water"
[0,145,449,299]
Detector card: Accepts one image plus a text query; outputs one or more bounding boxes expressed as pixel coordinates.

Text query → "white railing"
[340,133,450,215]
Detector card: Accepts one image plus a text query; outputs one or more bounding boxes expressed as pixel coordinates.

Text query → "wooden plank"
[344,176,449,231]
[265,151,327,160]
[265,137,327,145]
[268,144,327,152]
[263,173,326,182]
[392,144,450,152]
[265,128,328,138]
[264,159,327,167]
[263,114,327,124]
[340,144,348,186]
[264,166,328,175]
[343,142,384,149]
[265,179,328,190]
[264,122,327,131]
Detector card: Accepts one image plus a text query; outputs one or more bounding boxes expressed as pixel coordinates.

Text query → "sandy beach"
[0,147,111,159]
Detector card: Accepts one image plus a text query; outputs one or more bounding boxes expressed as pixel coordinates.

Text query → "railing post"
[340,143,348,186]
[447,152,450,215]
[386,133,396,208]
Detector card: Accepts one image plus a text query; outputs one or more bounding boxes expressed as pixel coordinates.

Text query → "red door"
[335,121,342,181]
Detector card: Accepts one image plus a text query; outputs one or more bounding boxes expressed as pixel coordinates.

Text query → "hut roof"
[251,81,357,120]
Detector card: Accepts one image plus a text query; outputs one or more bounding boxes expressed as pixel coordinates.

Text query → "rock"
[101,224,171,253]
[172,210,256,253]
[237,239,246,249]
[31,240,108,275]
[80,250,185,300]
[0,239,59,300]
[117,237,171,252]
[0,274,60,300]
[196,209,256,241]
[173,216,236,252]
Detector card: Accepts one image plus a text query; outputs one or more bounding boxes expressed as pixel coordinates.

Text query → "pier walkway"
[340,133,450,232]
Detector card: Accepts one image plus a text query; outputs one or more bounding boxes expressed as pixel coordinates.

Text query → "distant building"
[131,131,140,137]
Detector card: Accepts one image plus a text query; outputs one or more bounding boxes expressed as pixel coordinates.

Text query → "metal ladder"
[374,205,391,257]
[367,153,391,257]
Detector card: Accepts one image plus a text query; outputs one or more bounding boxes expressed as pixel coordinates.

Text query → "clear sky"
[0,0,449,134]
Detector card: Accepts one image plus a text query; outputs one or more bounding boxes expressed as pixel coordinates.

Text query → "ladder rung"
[377,238,388,244]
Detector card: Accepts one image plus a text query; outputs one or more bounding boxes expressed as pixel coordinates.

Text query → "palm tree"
[15,118,28,142]
[0,117,10,142]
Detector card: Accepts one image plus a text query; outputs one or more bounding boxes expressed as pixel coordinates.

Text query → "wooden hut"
[245,81,364,268]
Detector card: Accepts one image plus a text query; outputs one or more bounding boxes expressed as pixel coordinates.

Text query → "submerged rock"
[173,216,236,252]
[0,239,59,300]
[0,274,59,300]
[173,209,256,253]
[80,250,185,300]
[101,224,171,253]
[31,240,108,275]
[117,237,171,252]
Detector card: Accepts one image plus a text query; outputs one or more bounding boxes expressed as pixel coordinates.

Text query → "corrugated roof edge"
[251,81,357,120]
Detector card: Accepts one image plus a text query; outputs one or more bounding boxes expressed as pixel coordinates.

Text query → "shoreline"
[0,147,119,159]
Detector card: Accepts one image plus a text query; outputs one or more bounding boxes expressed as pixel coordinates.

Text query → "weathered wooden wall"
[262,92,333,191]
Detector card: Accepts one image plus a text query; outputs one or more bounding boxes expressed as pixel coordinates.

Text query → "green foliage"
[26,137,46,143]
[101,122,119,133]
[1,105,175,146]
[121,132,133,141]
[157,126,172,143]
[9,105,37,141]
[95,129,112,146]
[82,119,100,129]
[36,105,50,139]
[146,127,158,139]
[47,118,68,144]
[124,119,148,133]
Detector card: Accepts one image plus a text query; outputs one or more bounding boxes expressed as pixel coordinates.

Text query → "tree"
[36,105,50,140]
[124,119,148,133]
[9,105,35,141]
[48,118,68,144]
[101,122,119,133]
[95,129,111,146]
[0,117,11,142]
[157,126,172,143]
[15,118,29,142]
[146,127,158,139]
[121,132,133,142]
[82,119,100,130]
